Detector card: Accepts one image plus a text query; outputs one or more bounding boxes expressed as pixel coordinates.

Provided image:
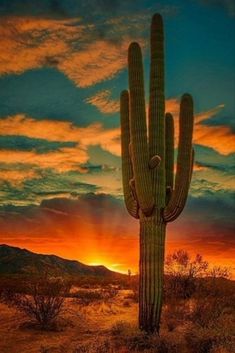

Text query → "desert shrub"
[194,276,235,300]
[186,290,235,353]
[111,321,146,350]
[2,278,70,329]
[0,275,34,298]
[164,250,208,300]
[190,296,234,328]
[74,338,114,353]
[124,289,139,303]
[162,299,189,332]
[72,288,117,305]
[153,334,181,353]
[185,327,234,353]
[111,321,181,352]
[111,321,135,336]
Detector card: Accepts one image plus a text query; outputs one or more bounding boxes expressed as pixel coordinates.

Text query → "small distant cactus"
[120,13,194,333]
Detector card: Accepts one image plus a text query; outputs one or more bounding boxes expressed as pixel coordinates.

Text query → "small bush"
[2,278,70,329]
[74,338,114,353]
[190,296,233,328]
[163,299,189,331]
[72,288,117,306]
[111,321,181,352]
[111,321,134,336]
[124,290,139,303]
[185,327,234,353]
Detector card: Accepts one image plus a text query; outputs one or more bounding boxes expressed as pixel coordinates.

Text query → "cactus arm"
[128,42,154,216]
[163,147,194,222]
[163,94,194,222]
[120,13,195,333]
[148,13,165,205]
[165,113,174,204]
[120,90,139,219]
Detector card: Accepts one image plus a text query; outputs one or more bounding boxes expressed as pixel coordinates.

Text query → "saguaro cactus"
[120,13,194,333]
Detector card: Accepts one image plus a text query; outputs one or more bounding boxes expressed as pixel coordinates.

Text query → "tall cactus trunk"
[120,13,194,334]
[139,212,165,332]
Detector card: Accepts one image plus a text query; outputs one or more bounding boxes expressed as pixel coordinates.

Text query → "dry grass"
[0,277,234,353]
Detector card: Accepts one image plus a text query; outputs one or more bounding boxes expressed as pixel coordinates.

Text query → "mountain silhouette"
[0,244,120,278]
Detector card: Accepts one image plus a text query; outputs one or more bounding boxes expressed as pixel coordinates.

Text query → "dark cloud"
[168,189,235,261]
[0,0,129,18]
[0,193,136,245]
[0,0,72,18]
[186,190,235,229]
[0,191,234,267]
[0,0,179,39]
[195,145,235,173]
[0,169,99,204]
[40,193,126,218]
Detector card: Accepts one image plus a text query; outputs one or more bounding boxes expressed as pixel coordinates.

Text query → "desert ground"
[0,288,138,353]
[0,279,234,353]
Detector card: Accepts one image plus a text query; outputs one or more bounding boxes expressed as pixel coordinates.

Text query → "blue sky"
[0,0,234,271]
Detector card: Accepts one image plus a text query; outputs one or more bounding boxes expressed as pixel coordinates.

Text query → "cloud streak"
[167,100,234,155]
[0,115,121,180]
[0,98,234,186]
[0,15,142,87]
[86,90,119,114]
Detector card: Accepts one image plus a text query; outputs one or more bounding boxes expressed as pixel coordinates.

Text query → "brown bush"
[124,289,139,303]
[185,327,234,353]
[2,277,70,329]
[72,288,117,305]
[164,250,208,300]
[190,296,234,329]
[110,321,181,352]
[162,299,189,332]
[74,338,114,353]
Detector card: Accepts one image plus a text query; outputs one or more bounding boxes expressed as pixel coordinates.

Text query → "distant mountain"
[0,244,120,278]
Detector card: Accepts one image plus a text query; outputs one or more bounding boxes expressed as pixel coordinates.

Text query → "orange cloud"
[86,90,119,114]
[166,101,234,155]
[193,123,235,155]
[195,104,225,124]
[0,168,38,185]
[0,115,121,174]
[0,17,80,75]
[165,98,180,116]
[0,16,140,87]
[0,148,88,172]
[59,39,131,87]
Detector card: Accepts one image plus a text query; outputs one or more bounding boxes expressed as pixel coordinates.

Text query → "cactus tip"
[165,112,173,119]
[121,90,128,99]
[129,42,141,52]
[151,13,163,29]
[128,42,142,63]
[181,93,193,104]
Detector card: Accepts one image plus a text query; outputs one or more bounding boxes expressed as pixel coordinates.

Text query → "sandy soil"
[0,290,138,353]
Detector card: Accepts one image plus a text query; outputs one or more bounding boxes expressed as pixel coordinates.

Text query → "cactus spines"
[120,13,194,333]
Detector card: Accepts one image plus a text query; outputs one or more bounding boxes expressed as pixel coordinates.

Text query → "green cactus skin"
[120,13,194,333]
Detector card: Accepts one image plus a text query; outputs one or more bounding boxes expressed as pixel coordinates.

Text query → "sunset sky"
[0,0,234,274]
